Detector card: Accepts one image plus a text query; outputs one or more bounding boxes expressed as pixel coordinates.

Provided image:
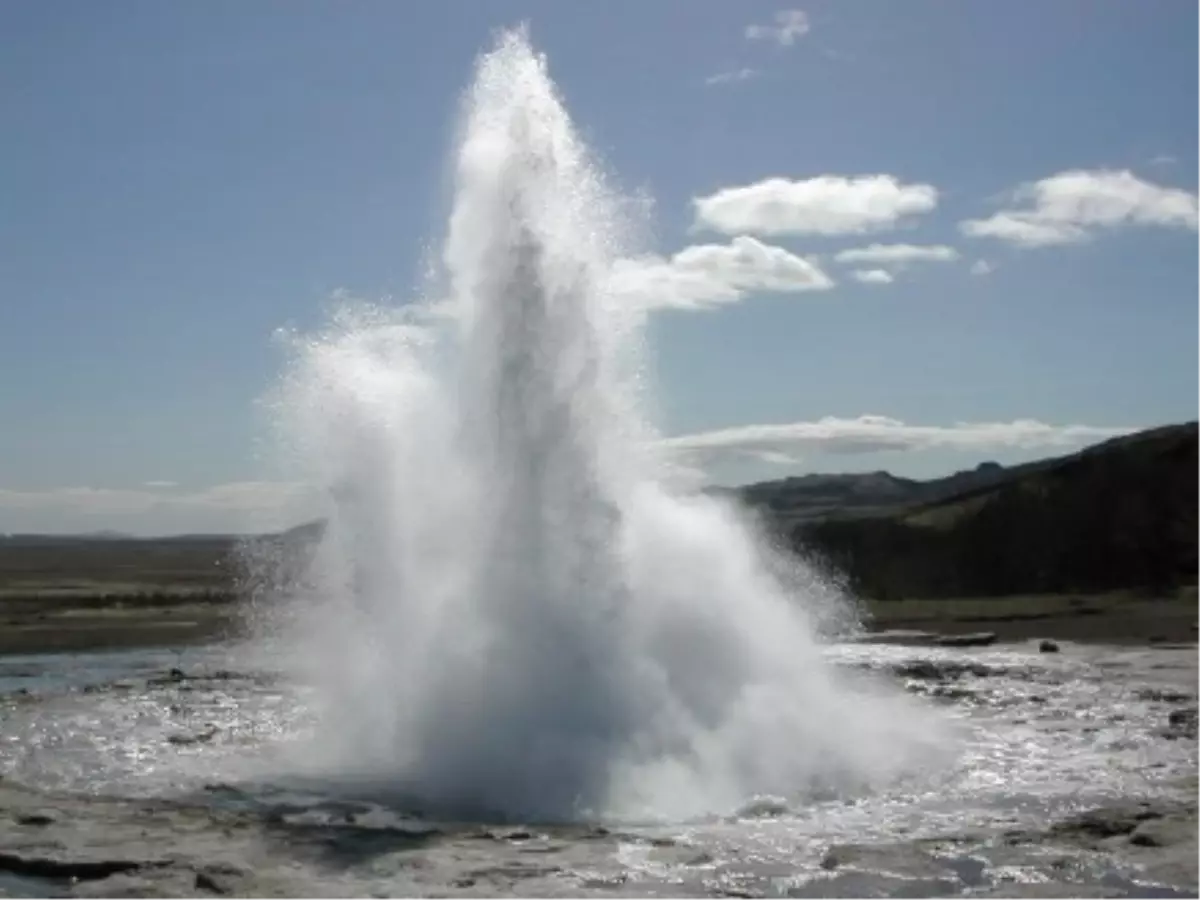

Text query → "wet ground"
[0,639,1195,897]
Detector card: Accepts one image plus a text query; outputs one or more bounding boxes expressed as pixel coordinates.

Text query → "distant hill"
[0,532,239,546]
[3,423,1193,603]
[785,422,1198,600]
[730,453,1073,527]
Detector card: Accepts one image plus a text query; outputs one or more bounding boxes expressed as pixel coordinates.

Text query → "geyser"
[262,27,949,823]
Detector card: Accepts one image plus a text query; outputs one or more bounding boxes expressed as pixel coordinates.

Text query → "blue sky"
[1,0,1196,535]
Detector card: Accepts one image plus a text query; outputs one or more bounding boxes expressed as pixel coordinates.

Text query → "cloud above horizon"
[745,9,811,46]
[834,243,960,265]
[851,268,893,284]
[0,417,1141,534]
[611,235,833,310]
[960,169,1199,247]
[0,481,315,536]
[705,67,759,86]
[661,415,1136,465]
[693,175,939,237]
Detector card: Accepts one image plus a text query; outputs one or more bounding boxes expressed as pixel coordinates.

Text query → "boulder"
[1164,707,1198,740]
[934,632,998,648]
[892,660,997,681]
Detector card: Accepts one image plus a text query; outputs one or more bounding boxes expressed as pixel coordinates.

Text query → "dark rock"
[1165,707,1198,739]
[934,632,998,648]
[853,630,940,647]
[969,880,1125,898]
[167,726,218,746]
[0,851,143,882]
[1045,802,1177,845]
[147,668,188,687]
[1129,827,1165,847]
[892,660,996,681]
[466,862,562,880]
[193,865,243,895]
[469,828,534,843]
[928,686,979,703]
[16,812,55,827]
[1168,707,1197,726]
[1137,688,1193,703]
[817,843,959,882]
[1039,639,1060,653]
[734,796,789,818]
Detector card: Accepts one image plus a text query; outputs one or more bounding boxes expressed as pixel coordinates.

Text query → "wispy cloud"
[835,243,960,265]
[142,480,177,489]
[693,175,939,237]
[851,268,893,285]
[661,415,1136,465]
[1,415,1142,533]
[0,481,316,535]
[705,67,759,86]
[610,236,833,311]
[969,259,994,276]
[745,9,811,46]
[961,169,1198,247]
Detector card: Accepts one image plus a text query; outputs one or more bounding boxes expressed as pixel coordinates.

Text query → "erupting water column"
[264,27,949,823]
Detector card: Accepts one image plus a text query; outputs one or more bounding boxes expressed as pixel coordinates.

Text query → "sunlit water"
[0,641,1194,895]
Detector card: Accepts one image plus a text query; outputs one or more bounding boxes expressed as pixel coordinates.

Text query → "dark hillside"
[732,455,1064,528]
[2,424,1193,606]
[791,423,1198,600]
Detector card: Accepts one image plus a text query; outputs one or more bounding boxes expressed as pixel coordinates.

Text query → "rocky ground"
[0,589,1195,657]
[0,594,234,657]
[0,639,1196,898]
[863,592,1199,647]
[0,775,1195,898]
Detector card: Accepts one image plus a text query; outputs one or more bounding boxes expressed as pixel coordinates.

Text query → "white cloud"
[0,481,316,536]
[0,416,1142,532]
[1149,154,1178,168]
[969,259,994,276]
[661,415,1136,464]
[705,67,759,86]
[961,213,1087,247]
[671,237,834,292]
[142,480,177,489]
[610,236,833,311]
[745,9,811,46]
[961,169,1199,247]
[693,175,939,237]
[851,268,893,285]
[835,243,960,265]
[751,450,803,466]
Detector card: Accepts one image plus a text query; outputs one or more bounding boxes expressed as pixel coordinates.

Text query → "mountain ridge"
[3,422,1194,607]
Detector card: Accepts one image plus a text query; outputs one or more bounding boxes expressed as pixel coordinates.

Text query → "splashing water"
[260,28,951,823]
